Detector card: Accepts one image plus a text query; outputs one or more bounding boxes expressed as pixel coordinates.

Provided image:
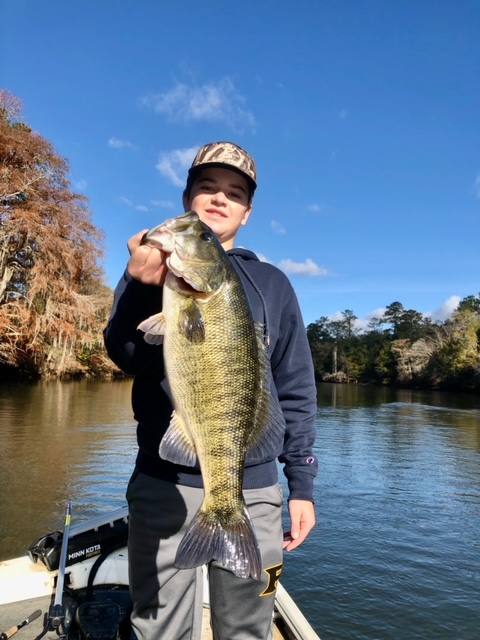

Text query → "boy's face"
[183,167,253,250]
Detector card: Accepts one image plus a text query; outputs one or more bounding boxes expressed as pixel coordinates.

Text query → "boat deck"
[0,595,289,639]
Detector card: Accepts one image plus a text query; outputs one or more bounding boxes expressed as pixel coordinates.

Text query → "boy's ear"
[240,204,253,227]
[182,190,189,212]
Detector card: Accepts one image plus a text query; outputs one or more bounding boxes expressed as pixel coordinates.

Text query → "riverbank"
[2,362,479,395]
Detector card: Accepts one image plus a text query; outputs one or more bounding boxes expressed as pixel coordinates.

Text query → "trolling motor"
[30,503,131,640]
[34,502,72,639]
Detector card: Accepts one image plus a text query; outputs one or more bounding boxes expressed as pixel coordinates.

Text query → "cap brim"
[188,163,256,193]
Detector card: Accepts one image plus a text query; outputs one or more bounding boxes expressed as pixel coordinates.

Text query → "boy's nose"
[211,190,227,204]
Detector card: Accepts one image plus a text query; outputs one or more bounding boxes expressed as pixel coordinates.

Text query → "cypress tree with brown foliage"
[0,90,113,377]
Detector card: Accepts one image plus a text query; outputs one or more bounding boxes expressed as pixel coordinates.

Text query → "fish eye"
[200,231,214,242]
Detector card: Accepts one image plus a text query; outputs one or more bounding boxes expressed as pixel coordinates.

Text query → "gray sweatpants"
[126,470,284,640]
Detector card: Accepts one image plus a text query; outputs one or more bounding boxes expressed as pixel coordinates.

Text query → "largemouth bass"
[137,211,284,580]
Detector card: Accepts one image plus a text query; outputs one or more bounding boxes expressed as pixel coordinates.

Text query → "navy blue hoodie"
[104,247,318,502]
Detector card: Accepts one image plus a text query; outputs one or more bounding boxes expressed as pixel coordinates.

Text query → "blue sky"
[1,0,479,327]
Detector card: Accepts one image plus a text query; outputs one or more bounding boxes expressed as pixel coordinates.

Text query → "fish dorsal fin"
[159,411,197,467]
[137,313,166,345]
[245,322,286,463]
[179,300,205,343]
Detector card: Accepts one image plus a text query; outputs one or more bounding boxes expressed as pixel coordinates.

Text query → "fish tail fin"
[175,505,262,580]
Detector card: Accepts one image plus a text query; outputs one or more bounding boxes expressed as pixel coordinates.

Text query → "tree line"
[307,298,480,392]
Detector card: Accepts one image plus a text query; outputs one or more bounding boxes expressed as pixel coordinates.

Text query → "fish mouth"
[141,223,174,252]
[169,273,212,298]
[169,272,212,300]
[167,250,215,289]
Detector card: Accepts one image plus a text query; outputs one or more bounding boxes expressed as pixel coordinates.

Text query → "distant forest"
[307,298,480,392]
[1,90,479,390]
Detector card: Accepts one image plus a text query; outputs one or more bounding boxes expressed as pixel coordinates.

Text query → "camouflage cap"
[188,141,257,193]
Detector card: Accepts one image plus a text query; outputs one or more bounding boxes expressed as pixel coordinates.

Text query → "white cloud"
[74,179,87,191]
[255,253,274,264]
[150,199,176,209]
[118,196,153,213]
[474,174,480,199]
[338,109,347,119]
[328,310,346,321]
[428,296,460,322]
[108,137,136,150]
[307,203,323,213]
[156,146,199,187]
[271,220,286,235]
[366,307,387,321]
[278,258,330,277]
[354,318,373,333]
[354,309,388,333]
[143,78,256,133]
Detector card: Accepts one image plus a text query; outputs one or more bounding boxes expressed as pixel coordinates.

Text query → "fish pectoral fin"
[175,504,262,580]
[178,301,205,343]
[137,313,166,345]
[159,411,197,466]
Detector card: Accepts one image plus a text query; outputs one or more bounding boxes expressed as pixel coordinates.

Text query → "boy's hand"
[283,500,316,552]
[127,230,169,286]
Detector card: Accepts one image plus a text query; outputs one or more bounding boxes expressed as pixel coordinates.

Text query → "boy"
[104,141,318,639]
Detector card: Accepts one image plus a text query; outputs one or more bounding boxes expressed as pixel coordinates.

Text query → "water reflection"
[1,380,480,639]
[283,383,480,639]
[318,381,480,411]
[0,380,136,558]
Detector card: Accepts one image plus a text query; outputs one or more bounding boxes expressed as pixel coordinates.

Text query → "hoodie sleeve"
[270,280,318,503]
[103,270,165,376]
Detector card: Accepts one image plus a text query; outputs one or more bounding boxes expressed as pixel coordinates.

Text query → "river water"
[0,380,479,639]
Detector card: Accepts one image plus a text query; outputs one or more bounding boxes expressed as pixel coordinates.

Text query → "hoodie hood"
[226,247,259,261]
[227,248,270,349]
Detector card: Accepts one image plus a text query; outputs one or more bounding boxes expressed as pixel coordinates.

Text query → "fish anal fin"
[159,411,197,467]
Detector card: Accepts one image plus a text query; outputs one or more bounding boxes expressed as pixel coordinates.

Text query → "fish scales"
[165,283,258,516]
